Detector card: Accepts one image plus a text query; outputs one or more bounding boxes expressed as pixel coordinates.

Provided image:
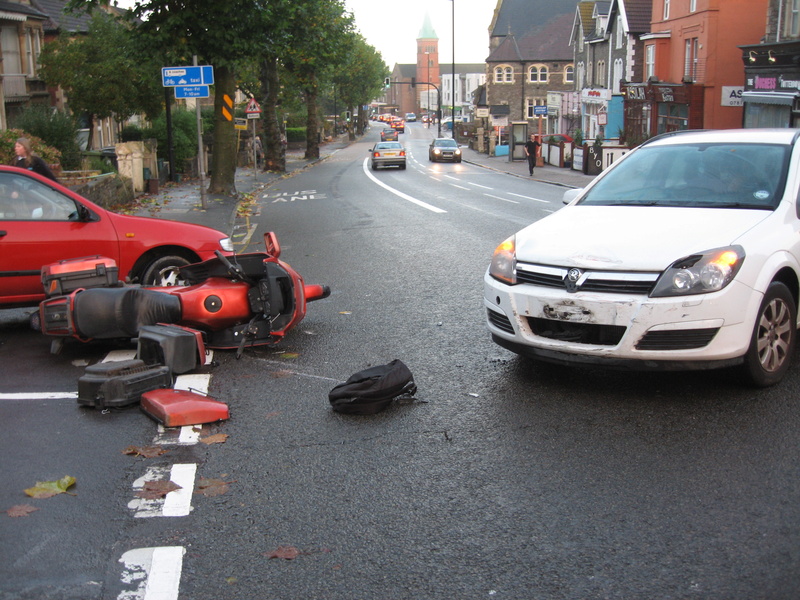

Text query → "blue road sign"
[162,65,214,87]
[533,105,548,116]
[175,85,210,99]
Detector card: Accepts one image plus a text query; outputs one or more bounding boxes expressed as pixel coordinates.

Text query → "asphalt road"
[1,123,799,599]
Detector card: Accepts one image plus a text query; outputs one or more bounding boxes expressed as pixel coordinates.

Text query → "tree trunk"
[304,74,320,160]
[209,65,237,196]
[260,56,285,172]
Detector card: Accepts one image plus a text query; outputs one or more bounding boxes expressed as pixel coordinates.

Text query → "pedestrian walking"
[12,137,58,181]
[524,134,540,176]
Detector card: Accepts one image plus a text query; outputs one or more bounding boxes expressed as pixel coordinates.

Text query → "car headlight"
[489,236,516,284]
[433,148,441,154]
[455,148,462,155]
[219,237,234,252]
[651,246,745,297]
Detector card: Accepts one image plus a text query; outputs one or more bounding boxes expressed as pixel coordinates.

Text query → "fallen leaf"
[137,480,182,499]
[24,476,76,499]
[265,411,281,419]
[196,477,232,497]
[200,433,228,445]
[279,352,299,360]
[270,370,294,379]
[7,504,38,517]
[123,445,168,458]
[339,311,352,315]
[267,545,300,560]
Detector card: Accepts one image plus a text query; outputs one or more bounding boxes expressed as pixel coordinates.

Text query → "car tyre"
[400,163,406,170]
[742,281,797,387]
[141,255,192,287]
[371,162,378,171]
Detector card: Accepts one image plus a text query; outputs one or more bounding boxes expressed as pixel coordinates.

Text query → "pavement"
[128,131,598,232]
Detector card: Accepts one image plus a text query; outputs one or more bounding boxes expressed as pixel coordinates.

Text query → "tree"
[282,0,355,159]
[38,11,162,149]
[333,34,387,141]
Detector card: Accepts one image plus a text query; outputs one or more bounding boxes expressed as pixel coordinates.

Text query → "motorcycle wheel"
[141,255,192,287]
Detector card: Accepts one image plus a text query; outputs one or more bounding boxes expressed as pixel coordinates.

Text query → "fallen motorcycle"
[38,232,330,358]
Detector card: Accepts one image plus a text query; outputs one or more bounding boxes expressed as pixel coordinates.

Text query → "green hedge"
[286,127,306,142]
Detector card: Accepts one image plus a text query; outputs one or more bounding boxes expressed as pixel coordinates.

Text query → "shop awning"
[741,91,799,105]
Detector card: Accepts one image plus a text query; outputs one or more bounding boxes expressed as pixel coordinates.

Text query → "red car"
[390,118,405,133]
[0,166,233,308]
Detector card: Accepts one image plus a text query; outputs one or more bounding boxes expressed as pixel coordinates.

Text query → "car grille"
[516,263,659,295]
[487,309,515,334]
[635,328,719,350]
[527,317,626,346]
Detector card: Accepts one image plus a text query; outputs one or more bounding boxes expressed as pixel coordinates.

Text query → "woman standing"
[13,137,57,181]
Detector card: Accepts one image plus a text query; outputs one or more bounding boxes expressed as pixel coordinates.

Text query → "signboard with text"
[162,65,214,87]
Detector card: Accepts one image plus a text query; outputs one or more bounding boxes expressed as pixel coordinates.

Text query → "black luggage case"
[137,324,206,375]
[41,255,120,297]
[78,359,172,408]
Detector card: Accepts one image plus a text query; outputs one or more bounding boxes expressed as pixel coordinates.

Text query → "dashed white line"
[508,192,549,203]
[118,546,185,600]
[483,193,520,204]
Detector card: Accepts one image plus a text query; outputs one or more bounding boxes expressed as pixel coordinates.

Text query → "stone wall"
[69,173,134,210]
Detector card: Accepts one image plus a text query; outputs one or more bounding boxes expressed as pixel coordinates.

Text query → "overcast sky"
[114,1,497,68]
[343,0,497,67]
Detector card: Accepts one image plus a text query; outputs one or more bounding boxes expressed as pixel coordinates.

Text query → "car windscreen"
[578,142,790,210]
[435,140,458,148]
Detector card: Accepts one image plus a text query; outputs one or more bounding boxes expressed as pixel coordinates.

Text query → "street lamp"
[451,0,455,137]
[424,51,430,121]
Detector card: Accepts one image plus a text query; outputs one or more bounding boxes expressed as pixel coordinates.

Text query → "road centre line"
[483,193,520,204]
[468,182,492,189]
[118,546,185,600]
[508,192,549,203]
[362,158,447,213]
[450,184,470,190]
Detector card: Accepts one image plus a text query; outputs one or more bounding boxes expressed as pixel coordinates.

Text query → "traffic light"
[384,77,391,89]
[411,77,416,88]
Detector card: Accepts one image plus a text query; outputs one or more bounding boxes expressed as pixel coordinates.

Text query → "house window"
[494,65,514,83]
[565,65,574,83]
[613,58,623,93]
[596,60,606,86]
[790,0,800,37]
[527,98,545,119]
[684,38,699,82]
[616,16,624,48]
[663,0,670,20]
[577,62,585,89]
[690,0,696,11]
[645,44,655,79]
[494,67,503,83]
[528,65,548,83]
[505,67,513,82]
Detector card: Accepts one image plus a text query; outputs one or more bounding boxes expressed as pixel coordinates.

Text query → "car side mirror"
[562,188,583,205]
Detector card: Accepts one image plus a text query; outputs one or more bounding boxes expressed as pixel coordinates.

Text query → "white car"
[485,128,800,387]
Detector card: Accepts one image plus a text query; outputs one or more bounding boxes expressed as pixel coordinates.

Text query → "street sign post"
[161,65,214,87]
[244,99,262,181]
[175,85,210,99]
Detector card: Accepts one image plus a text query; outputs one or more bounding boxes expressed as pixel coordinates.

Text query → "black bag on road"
[329,359,416,414]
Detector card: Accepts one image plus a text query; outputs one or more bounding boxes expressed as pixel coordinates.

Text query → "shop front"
[740,41,800,128]
[621,82,704,144]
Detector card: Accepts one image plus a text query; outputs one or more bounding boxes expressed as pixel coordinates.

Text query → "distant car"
[390,119,405,133]
[429,138,462,162]
[421,114,431,124]
[405,113,417,122]
[0,166,233,308]
[548,134,574,144]
[380,128,399,141]
[370,141,406,170]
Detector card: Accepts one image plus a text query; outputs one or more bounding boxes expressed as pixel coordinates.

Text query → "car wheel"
[742,281,797,387]
[400,164,406,170]
[141,255,192,287]
[371,162,378,170]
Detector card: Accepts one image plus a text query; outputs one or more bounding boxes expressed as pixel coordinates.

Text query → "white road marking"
[363,158,447,213]
[508,192,549,203]
[449,184,470,190]
[118,546,185,600]
[483,193,520,204]
[129,463,196,518]
[467,182,492,189]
